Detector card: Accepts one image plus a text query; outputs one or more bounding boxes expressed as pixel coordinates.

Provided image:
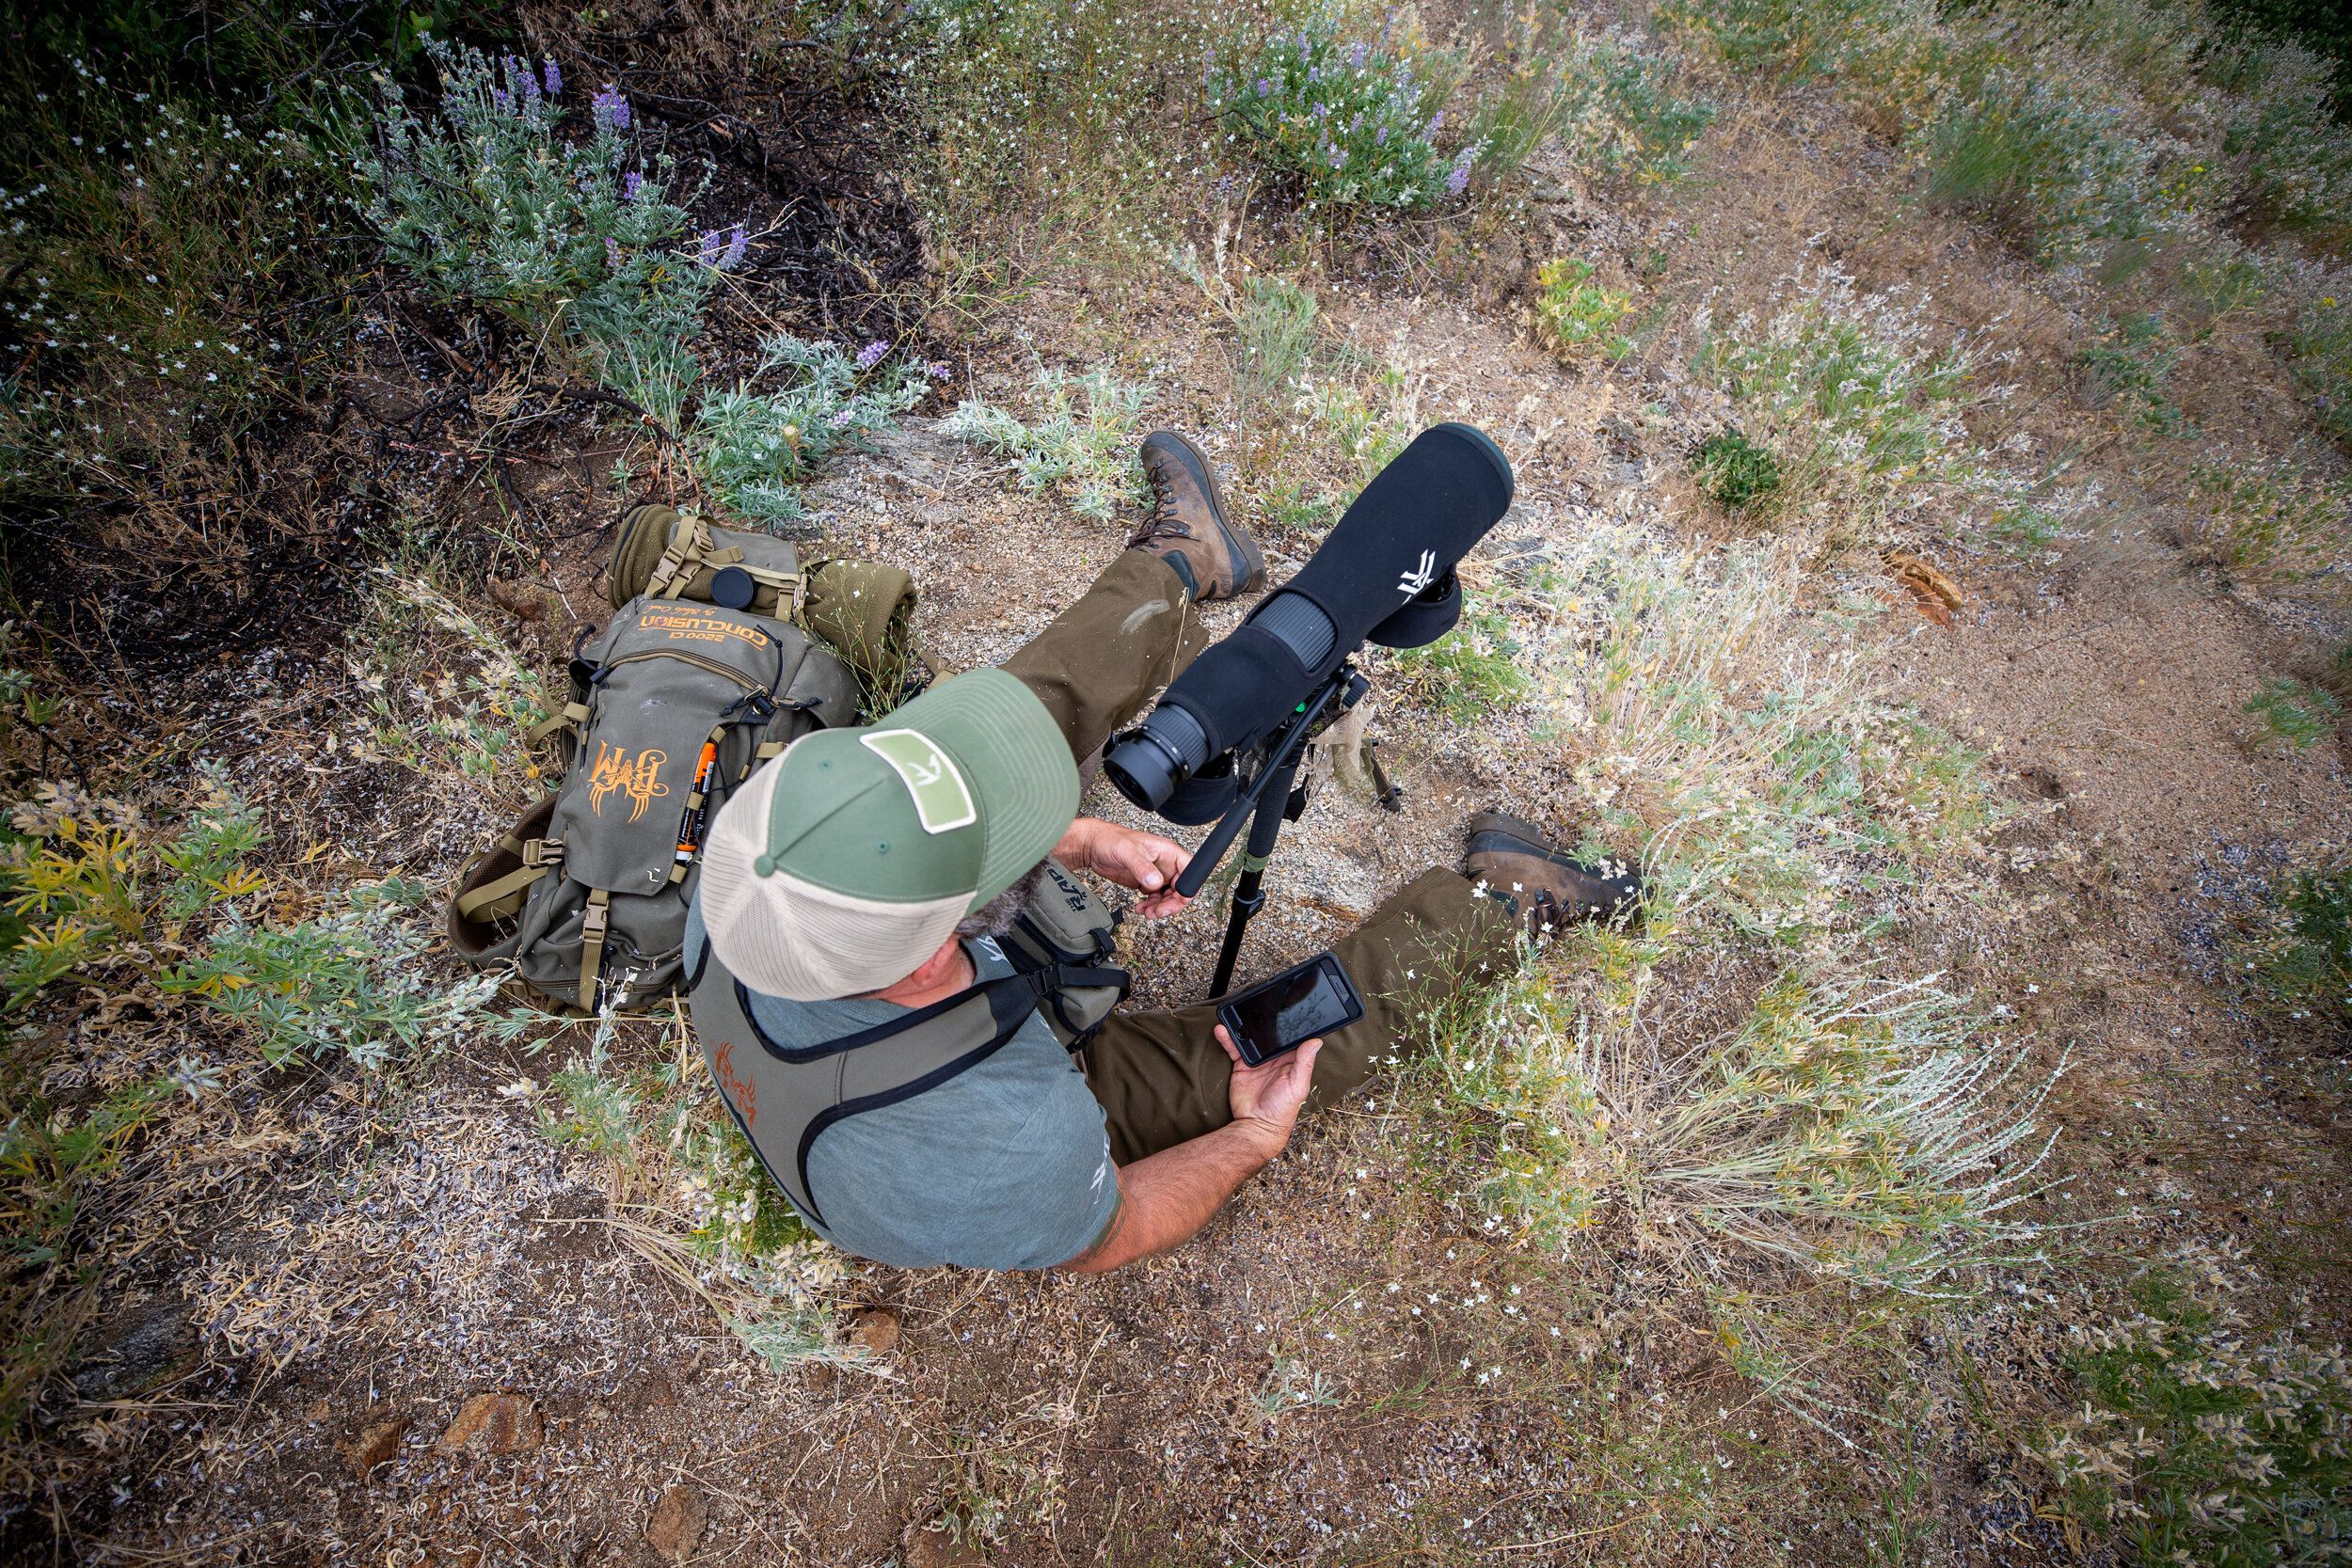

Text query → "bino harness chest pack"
[688,861,1130,1227]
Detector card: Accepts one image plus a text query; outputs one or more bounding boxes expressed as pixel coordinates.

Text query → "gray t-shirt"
[683,906,1120,1271]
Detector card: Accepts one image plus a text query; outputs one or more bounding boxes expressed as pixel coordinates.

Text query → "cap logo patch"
[860,730,977,834]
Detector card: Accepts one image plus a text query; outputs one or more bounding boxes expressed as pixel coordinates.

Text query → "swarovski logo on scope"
[1397,550,1438,600]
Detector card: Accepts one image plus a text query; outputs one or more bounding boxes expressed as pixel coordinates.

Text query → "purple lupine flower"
[543,58,563,96]
[720,223,748,270]
[622,170,644,201]
[491,87,513,116]
[1375,124,1389,146]
[1425,111,1443,137]
[592,86,630,132]
[854,340,890,372]
[924,360,953,379]
[697,229,725,265]
[1347,40,1369,69]
[1447,147,1473,196]
[1255,77,1273,96]
[829,407,857,428]
[518,62,540,104]
[606,237,623,270]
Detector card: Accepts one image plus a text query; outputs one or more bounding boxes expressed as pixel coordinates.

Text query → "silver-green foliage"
[694,337,939,525]
[160,879,502,1070]
[360,40,728,426]
[945,365,1151,521]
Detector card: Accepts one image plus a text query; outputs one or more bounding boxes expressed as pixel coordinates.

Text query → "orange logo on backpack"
[587,742,671,821]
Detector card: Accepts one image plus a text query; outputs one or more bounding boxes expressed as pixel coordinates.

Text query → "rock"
[70,1296,192,1401]
[903,1523,990,1568]
[646,1484,708,1561]
[850,1307,901,1355]
[436,1392,542,1456]
[343,1417,411,1479]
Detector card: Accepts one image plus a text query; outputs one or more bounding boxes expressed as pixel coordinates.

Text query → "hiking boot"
[1464,809,1643,932]
[1131,431,1264,602]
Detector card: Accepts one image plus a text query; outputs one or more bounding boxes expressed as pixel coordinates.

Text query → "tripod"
[1168,662,1371,999]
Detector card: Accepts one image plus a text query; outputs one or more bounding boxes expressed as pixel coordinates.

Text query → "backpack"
[687,859,1131,1228]
[448,596,863,1013]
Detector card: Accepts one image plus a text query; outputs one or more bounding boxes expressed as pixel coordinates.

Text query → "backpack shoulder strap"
[691,949,1057,1227]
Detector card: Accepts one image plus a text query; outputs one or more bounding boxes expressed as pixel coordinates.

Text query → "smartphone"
[1216,952,1365,1068]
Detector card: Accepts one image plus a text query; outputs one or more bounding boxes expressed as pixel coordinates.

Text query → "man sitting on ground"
[685,432,1637,1273]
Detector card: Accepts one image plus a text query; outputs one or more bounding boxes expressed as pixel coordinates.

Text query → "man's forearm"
[1057,1119,1280,1274]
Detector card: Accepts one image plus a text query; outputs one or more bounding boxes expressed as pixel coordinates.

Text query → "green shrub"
[1694,427,1785,509]
[2220,40,2352,246]
[160,880,501,1070]
[945,364,1152,521]
[2235,859,2352,1020]
[2043,1253,2352,1567]
[1695,267,1988,542]
[2080,312,2186,434]
[0,67,355,505]
[1567,31,1720,184]
[2244,677,2343,749]
[1534,259,1637,361]
[362,40,730,428]
[1657,0,1876,80]
[2287,292,2352,447]
[1388,597,1529,722]
[1471,26,1716,189]
[1919,67,2169,263]
[694,336,938,526]
[2186,459,2351,587]
[1209,16,1470,209]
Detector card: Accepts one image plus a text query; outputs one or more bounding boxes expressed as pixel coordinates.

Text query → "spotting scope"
[1103,423,1515,994]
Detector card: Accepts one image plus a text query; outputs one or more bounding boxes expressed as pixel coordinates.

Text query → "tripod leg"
[1207,758,1297,999]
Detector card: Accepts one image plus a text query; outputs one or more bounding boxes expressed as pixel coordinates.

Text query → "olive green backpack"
[446,506,924,1014]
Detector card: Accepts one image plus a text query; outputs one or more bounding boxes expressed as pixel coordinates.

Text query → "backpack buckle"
[580,900,610,939]
[522,839,564,868]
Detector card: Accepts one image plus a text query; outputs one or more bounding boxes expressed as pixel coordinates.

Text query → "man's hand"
[1057,1028,1326,1275]
[1056,816,1192,917]
[1216,1024,1321,1156]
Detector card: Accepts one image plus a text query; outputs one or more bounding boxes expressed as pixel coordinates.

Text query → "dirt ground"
[7,20,2350,1568]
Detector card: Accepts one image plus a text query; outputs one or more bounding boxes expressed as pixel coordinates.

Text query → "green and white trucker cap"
[697,668,1078,1001]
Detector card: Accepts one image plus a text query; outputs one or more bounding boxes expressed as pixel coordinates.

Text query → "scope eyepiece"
[1104,705,1212,812]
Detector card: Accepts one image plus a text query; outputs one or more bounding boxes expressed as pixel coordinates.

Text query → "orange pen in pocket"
[674,739,720,864]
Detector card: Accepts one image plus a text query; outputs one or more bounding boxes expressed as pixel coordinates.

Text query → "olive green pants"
[1003,551,1514,1164]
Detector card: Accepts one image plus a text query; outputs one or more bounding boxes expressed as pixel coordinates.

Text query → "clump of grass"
[1235,276,1322,399]
[1470,23,1716,189]
[1425,963,2057,1294]
[693,335,939,525]
[1693,427,1785,510]
[2041,1247,2352,1567]
[1657,0,1875,81]
[2243,677,2343,751]
[2233,857,2352,1022]
[2288,291,2352,449]
[1534,259,1636,361]
[2080,312,2186,435]
[356,568,552,798]
[1918,65,2169,265]
[523,1018,873,1372]
[1209,15,1470,209]
[1387,596,1530,722]
[1694,265,1994,547]
[2220,40,2352,248]
[2185,458,2352,590]
[0,62,355,508]
[944,363,1152,522]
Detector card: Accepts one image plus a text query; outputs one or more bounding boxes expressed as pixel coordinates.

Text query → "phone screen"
[1224,956,1357,1064]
